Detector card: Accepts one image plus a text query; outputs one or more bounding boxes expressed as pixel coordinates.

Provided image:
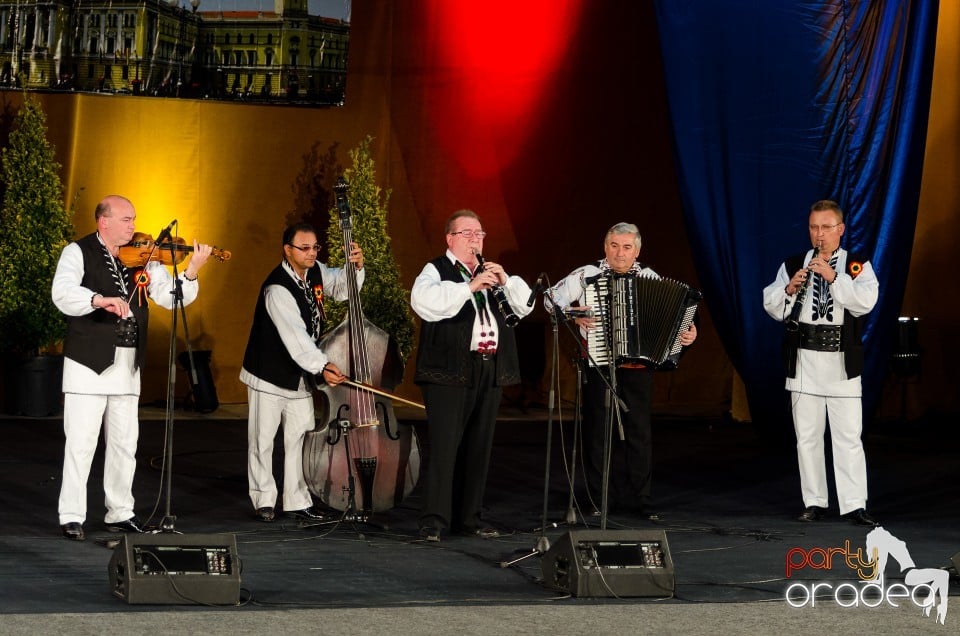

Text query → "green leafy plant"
[0,96,75,354]
[324,135,415,363]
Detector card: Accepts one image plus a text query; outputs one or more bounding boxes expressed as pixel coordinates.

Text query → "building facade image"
[0,0,348,103]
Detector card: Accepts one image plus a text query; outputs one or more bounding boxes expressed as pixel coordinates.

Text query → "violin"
[118,232,231,268]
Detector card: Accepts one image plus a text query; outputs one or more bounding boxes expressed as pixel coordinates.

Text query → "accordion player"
[544,222,700,518]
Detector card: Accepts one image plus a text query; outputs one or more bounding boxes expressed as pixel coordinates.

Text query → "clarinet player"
[762,200,879,526]
[410,209,533,543]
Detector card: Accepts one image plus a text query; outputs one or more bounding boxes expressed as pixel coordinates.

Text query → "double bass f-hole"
[326,401,396,446]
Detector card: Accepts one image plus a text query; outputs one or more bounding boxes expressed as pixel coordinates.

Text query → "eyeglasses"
[449,229,487,239]
[288,244,321,252]
[809,224,840,232]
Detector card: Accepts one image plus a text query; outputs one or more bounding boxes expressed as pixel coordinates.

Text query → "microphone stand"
[501,281,555,568]
[501,285,626,568]
[597,285,628,530]
[157,237,197,533]
[564,355,583,526]
[542,276,628,530]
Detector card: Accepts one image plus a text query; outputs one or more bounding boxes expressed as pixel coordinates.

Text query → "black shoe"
[286,506,327,521]
[61,522,85,541]
[797,506,827,522]
[105,517,143,533]
[419,526,441,543]
[255,506,275,522]
[843,508,878,527]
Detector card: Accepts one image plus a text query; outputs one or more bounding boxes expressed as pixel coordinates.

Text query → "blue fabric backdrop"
[653,0,938,425]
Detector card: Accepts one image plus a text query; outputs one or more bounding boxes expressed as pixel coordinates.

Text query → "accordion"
[583,273,701,370]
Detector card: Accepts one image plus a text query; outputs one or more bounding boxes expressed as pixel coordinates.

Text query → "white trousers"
[247,388,315,512]
[791,392,868,515]
[58,393,139,525]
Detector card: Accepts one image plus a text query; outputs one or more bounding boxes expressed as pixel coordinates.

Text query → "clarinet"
[474,252,520,327]
[785,241,821,332]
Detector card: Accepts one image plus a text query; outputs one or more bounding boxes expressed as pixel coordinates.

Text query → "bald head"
[94,195,134,221]
[95,195,137,252]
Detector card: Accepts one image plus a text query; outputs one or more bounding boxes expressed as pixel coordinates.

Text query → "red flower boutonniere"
[134,268,150,305]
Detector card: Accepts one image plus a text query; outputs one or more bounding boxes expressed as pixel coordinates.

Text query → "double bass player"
[240,222,363,522]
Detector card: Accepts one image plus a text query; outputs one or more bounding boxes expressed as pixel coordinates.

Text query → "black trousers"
[418,356,501,531]
[582,365,654,509]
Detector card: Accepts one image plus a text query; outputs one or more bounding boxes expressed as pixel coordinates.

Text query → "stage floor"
[1,405,957,622]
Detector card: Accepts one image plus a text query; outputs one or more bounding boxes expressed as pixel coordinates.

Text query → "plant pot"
[7,354,63,417]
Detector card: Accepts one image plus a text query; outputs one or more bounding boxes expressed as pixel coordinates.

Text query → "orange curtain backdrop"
[43,97,380,405]
[903,0,960,418]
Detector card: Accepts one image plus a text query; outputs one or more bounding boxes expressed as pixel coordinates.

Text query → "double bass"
[302,178,421,520]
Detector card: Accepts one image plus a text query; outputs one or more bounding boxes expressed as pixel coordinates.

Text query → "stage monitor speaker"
[541,529,674,598]
[108,533,241,605]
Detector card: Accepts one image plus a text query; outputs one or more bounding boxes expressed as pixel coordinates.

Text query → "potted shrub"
[323,135,416,367]
[0,95,75,415]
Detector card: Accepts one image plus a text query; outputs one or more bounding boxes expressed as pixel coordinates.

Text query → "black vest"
[63,232,150,374]
[414,256,521,387]
[242,263,325,390]
[782,251,867,379]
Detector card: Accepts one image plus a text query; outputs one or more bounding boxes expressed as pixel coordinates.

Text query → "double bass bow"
[302,177,421,520]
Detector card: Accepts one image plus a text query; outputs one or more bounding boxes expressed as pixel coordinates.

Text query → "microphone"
[526,273,546,307]
[563,307,595,319]
[156,219,177,243]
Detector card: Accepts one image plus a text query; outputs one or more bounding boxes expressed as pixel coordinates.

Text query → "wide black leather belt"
[115,318,139,348]
[798,323,843,352]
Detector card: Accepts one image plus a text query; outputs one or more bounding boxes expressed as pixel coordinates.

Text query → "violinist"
[411,209,533,543]
[240,222,362,523]
[51,195,214,541]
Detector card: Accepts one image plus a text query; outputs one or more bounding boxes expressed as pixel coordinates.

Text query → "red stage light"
[419,1,584,177]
